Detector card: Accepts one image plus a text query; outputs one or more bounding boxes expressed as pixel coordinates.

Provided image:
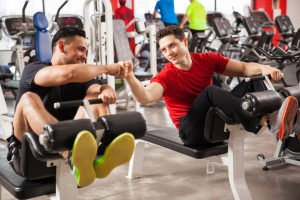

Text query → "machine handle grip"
[54,98,103,109]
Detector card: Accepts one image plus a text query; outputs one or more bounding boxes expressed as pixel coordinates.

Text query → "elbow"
[62,68,77,82]
[136,96,153,105]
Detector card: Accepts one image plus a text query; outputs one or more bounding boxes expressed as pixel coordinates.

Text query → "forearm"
[66,64,116,82]
[35,63,119,87]
[242,62,264,77]
[125,75,153,104]
[243,62,278,77]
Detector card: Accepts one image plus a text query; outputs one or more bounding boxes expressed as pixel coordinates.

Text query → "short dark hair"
[156,26,185,44]
[52,27,86,50]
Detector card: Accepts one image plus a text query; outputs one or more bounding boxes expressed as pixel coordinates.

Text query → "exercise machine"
[83,0,116,113]
[128,75,289,200]
[0,8,35,80]
[0,98,146,199]
[49,0,84,35]
[275,15,296,48]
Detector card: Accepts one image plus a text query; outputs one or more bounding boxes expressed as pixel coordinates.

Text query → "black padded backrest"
[204,107,234,143]
[21,132,57,180]
[143,125,228,158]
[0,148,55,199]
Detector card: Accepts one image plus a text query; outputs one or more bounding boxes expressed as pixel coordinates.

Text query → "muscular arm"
[125,74,163,105]
[34,63,120,87]
[223,59,282,81]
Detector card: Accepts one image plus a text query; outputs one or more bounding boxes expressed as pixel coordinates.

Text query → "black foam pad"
[42,119,96,153]
[99,111,146,139]
[241,90,282,116]
[204,107,234,143]
[21,132,59,179]
[278,85,300,102]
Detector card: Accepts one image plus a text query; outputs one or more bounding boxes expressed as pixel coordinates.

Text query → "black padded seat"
[1,80,19,89]
[0,148,55,199]
[0,73,13,80]
[143,124,228,158]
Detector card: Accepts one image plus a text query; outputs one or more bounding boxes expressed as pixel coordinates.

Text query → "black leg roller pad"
[278,85,300,102]
[40,111,147,153]
[241,90,282,117]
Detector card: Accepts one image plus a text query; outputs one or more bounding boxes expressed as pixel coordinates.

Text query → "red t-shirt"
[151,52,229,128]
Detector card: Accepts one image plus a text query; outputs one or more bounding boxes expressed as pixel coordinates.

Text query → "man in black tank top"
[9,27,137,187]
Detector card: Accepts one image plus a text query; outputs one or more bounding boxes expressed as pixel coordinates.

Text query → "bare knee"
[18,92,40,106]
[13,92,41,141]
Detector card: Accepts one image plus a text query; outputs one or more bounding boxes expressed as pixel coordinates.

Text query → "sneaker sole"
[72,130,97,187]
[278,96,298,141]
[94,133,135,178]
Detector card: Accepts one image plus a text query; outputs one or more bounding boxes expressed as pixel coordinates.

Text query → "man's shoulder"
[25,61,51,68]
[23,61,52,76]
[191,52,223,62]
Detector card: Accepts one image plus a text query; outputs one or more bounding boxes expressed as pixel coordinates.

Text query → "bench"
[127,77,284,200]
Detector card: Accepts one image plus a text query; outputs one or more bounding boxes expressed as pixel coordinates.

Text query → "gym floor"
[1,98,300,200]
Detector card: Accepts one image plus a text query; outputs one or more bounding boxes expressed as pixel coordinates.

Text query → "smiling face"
[59,36,88,64]
[159,34,189,67]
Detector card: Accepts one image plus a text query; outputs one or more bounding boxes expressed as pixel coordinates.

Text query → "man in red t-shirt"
[118,26,298,147]
[115,0,135,55]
